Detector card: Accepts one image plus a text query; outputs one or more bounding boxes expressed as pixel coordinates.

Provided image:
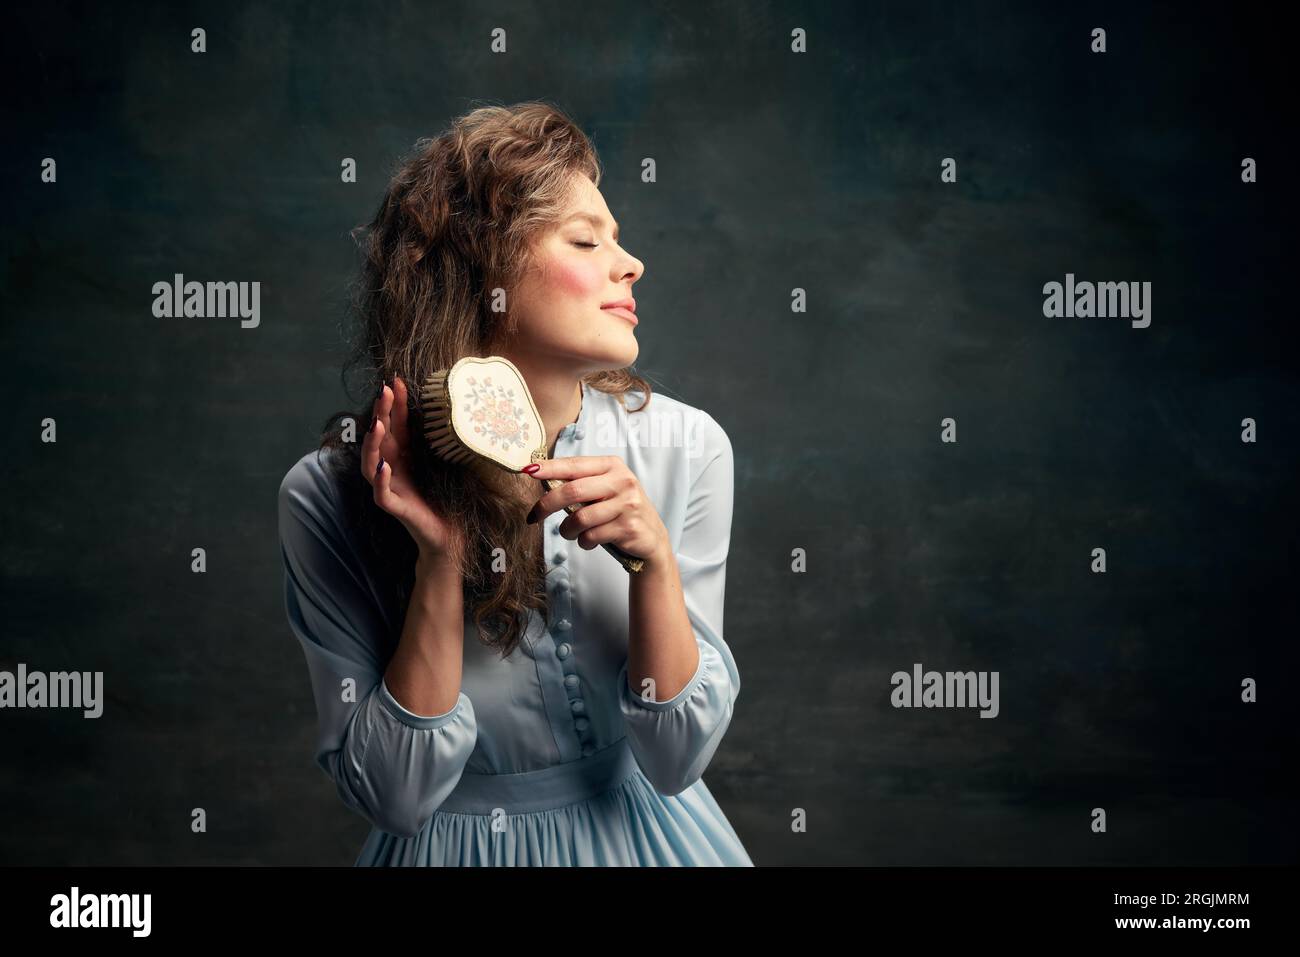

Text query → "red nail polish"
[523,464,540,475]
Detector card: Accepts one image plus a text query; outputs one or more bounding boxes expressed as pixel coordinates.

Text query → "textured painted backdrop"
[2,0,1295,865]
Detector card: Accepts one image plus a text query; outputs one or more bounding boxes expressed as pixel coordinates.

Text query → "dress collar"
[557,380,592,442]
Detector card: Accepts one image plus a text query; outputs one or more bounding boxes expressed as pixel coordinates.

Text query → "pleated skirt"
[355,736,753,866]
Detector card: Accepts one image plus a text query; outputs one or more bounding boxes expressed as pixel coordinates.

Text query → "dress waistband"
[437,736,641,815]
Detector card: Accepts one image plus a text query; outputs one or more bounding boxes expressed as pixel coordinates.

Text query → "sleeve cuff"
[620,640,710,712]
[379,678,465,729]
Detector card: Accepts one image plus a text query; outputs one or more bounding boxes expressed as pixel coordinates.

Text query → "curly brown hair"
[317,100,654,660]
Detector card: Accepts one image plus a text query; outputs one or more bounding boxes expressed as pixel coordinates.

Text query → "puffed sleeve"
[617,411,740,796]
[277,451,477,839]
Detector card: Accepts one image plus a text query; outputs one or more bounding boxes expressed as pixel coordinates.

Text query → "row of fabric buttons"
[549,513,594,757]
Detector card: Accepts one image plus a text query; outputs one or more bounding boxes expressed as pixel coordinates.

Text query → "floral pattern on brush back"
[463,375,529,453]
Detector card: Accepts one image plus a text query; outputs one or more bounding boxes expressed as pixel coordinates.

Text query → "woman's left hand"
[525,456,669,562]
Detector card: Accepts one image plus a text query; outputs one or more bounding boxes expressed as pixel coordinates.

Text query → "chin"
[586,336,638,370]
[613,339,639,367]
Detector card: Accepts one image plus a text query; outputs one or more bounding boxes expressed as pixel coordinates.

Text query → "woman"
[277,101,752,865]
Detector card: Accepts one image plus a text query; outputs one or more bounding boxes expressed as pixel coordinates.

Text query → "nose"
[616,250,644,284]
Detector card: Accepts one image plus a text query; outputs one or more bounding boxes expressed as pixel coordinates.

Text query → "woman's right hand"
[362,376,464,567]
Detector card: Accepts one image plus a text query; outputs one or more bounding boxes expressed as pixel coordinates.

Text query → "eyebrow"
[566,211,619,241]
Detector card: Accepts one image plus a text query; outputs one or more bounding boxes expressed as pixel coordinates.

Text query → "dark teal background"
[2,0,1295,865]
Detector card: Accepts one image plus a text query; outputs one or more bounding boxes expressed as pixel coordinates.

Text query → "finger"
[362,406,385,487]
[369,381,389,429]
[390,375,411,453]
[376,382,394,438]
[574,518,633,551]
[376,384,406,465]
[527,475,620,524]
[366,416,400,489]
[526,455,618,482]
[374,450,403,517]
[557,498,621,540]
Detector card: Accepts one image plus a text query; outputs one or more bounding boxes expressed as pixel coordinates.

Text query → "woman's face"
[504,172,644,374]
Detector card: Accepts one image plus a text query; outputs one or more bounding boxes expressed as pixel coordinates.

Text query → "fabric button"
[555,618,571,631]
[556,579,568,593]
[555,642,571,660]
[564,674,579,690]
[573,428,585,440]
[552,551,566,564]
[569,698,586,715]
[574,717,589,732]
[581,744,595,757]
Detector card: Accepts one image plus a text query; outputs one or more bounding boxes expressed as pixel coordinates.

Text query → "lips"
[601,304,638,326]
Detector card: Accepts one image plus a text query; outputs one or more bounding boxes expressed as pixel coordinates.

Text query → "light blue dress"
[277,381,753,866]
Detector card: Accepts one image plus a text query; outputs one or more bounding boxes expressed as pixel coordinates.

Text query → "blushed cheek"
[547,259,603,299]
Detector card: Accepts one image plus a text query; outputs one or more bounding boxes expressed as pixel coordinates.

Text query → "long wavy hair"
[317,101,653,660]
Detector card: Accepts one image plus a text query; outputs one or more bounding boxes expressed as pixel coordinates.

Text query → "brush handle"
[540,478,645,573]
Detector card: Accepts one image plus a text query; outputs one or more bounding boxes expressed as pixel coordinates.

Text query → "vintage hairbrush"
[418,355,645,573]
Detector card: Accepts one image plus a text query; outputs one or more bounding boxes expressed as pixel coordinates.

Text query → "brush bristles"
[419,372,475,466]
